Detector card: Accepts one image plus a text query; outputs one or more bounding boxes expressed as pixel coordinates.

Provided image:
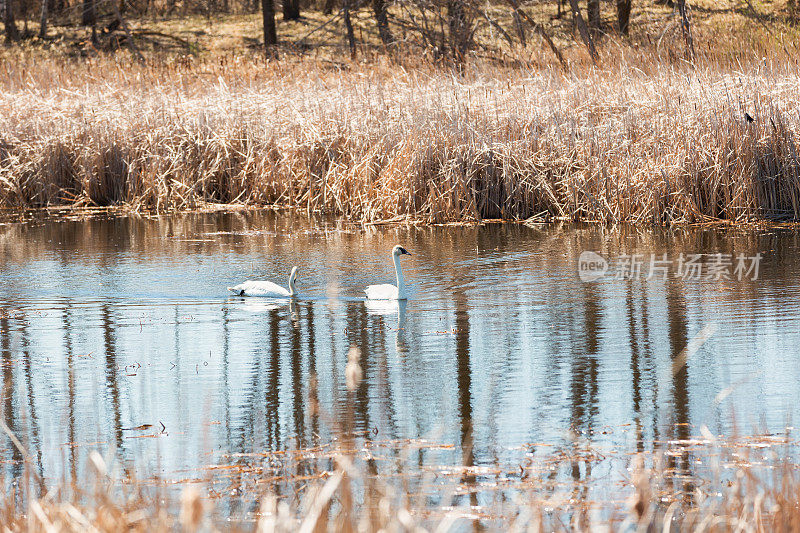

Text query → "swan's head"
[392,245,411,257]
[289,266,298,282]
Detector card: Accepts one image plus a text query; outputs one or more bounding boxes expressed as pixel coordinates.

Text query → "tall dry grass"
[3,41,800,223]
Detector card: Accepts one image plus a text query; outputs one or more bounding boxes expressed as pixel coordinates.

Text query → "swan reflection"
[365,298,408,353]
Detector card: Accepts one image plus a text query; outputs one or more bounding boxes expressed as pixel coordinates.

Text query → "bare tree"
[508,0,565,68]
[512,9,526,46]
[112,0,145,62]
[566,0,599,63]
[587,0,600,34]
[447,0,472,60]
[342,0,356,58]
[82,0,97,42]
[282,0,299,20]
[373,0,393,44]
[261,0,277,52]
[2,0,19,42]
[677,0,695,60]
[617,0,631,34]
[39,0,48,38]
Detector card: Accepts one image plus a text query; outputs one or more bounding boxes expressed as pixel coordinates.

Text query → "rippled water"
[0,211,799,507]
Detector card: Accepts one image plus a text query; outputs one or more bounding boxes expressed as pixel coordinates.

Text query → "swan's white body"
[365,246,411,300]
[228,267,298,298]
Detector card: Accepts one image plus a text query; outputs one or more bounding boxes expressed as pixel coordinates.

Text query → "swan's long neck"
[393,253,406,299]
[288,271,297,296]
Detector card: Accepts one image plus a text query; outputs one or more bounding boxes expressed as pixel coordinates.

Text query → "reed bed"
[2,428,800,531]
[3,48,800,224]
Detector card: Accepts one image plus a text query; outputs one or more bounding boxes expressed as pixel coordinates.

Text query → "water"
[0,211,799,508]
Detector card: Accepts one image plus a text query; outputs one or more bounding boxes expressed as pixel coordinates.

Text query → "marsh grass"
[5,31,800,224]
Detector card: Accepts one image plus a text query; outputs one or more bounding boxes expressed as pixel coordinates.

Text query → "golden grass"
[5,20,800,223]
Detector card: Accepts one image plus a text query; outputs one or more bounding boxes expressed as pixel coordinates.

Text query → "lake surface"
[0,211,798,513]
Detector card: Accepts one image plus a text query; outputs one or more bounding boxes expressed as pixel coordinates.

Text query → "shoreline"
[3,204,800,231]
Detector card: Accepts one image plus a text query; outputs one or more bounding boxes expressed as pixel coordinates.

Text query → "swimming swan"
[228,267,298,298]
[365,245,411,300]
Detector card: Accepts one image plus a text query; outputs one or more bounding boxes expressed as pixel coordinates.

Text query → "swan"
[365,245,411,300]
[228,267,298,298]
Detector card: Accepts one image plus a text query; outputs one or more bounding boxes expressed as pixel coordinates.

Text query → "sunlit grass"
[4,42,800,224]
[4,4,800,224]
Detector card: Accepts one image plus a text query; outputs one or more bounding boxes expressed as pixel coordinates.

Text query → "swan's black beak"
[400,247,411,255]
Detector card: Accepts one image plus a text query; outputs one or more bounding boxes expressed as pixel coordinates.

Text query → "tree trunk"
[587,0,600,34]
[447,0,471,61]
[261,0,277,53]
[82,0,96,43]
[112,0,145,63]
[81,0,94,26]
[39,0,47,38]
[677,0,695,60]
[342,0,356,58]
[322,0,335,15]
[282,0,299,20]
[508,0,566,68]
[566,0,599,63]
[616,0,631,34]
[2,0,20,42]
[512,10,526,47]
[372,0,393,44]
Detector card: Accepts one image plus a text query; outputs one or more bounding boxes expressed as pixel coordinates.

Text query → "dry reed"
[1,428,799,531]
[3,40,800,224]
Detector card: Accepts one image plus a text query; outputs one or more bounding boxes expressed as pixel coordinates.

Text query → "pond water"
[0,211,798,511]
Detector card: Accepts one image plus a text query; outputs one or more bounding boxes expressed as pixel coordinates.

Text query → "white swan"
[365,245,411,300]
[228,267,298,298]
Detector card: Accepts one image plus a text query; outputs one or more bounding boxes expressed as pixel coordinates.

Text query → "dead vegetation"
[1,425,799,531]
[4,16,800,224]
